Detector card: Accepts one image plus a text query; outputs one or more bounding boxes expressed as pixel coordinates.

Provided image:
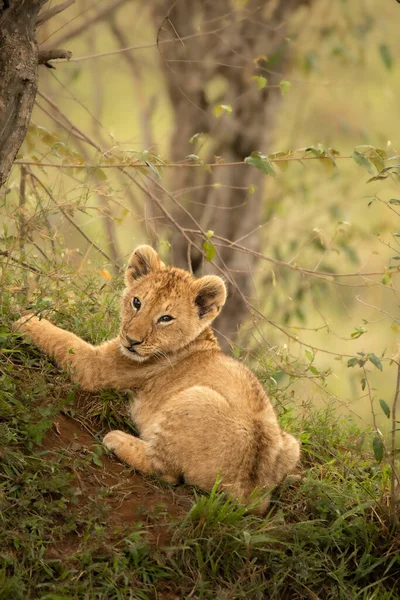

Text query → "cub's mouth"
[126,345,138,354]
[120,342,148,362]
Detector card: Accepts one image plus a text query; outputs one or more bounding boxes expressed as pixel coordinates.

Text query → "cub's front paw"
[12,313,40,333]
[103,430,131,452]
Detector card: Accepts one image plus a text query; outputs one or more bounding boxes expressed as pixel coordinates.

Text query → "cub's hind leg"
[103,431,180,484]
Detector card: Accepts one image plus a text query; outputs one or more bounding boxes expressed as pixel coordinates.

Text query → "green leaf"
[269,150,291,171]
[372,436,384,463]
[244,152,276,176]
[368,154,385,173]
[279,80,291,95]
[379,399,390,419]
[379,43,393,70]
[361,377,366,391]
[368,353,383,371]
[355,145,386,173]
[381,164,400,173]
[203,240,216,261]
[214,104,232,117]
[389,199,400,205]
[367,174,388,183]
[305,350,314,362]
[320,157,336,175]
[205,230,214,239]
[350,326,367,338]
[347,357,359,368]
[189,132,205,145]
[92,454,103,467]
[139,149,165,165]
[144,161,161,179]
[306,146,322,157]
[251,75,267,90]
[352,151,373,175]
[92,167,107,181]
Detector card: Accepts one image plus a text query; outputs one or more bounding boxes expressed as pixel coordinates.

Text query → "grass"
[1,272,399,600]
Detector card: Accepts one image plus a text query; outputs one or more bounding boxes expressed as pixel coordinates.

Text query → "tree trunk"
[0,0,46,189]
[0,0,75,190]
[153,0,311,346]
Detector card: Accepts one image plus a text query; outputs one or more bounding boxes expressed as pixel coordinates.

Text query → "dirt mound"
[42,413,192,554]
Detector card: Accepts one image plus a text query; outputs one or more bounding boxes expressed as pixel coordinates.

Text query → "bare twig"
[84,20,120,275]
[36,90,95,146]
[27,170,57,256]
[47,0,131,47]
[28,172,121,272]
[36,0,75,27]
[0,249,42,274]
[35,100,89,145]
[62,22,246,62]
[183,228,394,281]
[18,166,27,255]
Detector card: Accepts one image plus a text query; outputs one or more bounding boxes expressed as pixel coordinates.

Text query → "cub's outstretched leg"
[13,314,144,391]
[103,431,180,484]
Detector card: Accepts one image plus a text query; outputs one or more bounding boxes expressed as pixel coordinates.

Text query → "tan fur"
[14,245,300,513]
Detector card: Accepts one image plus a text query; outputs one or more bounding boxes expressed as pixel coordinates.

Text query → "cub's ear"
[193,275,227,320]
[125,245,164,284]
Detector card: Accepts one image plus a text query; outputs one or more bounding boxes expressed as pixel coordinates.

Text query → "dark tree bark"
[0,0,44,188]
[0,0,73,189]
[153,0,311,345]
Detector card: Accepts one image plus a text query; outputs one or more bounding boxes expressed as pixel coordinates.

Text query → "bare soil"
[42,413,192,555]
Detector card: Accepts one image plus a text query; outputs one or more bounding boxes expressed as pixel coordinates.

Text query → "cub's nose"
[126,335,143,346]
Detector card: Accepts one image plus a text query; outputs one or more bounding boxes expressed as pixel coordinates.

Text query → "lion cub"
[15,245,300,512]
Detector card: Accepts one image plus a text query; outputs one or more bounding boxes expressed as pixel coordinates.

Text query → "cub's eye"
[132,297,141,310]
[157,315,174,323]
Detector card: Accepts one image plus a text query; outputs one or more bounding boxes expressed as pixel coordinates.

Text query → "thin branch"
[28,173,121,272]
[183,228,395,281]
[14,154,354,168]
[147,173,241,286]
[35,100,89,145]
[108,16,159,245]
[83,21,120,275]
[44,71,147,225]
[36,0,75,26]
[61,22,241,62]
[18,166,27,255]
[36,90,96,147]
[47,0,131,47]
[0,249,42,274]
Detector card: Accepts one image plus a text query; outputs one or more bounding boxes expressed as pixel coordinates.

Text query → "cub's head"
[120,245,227,362]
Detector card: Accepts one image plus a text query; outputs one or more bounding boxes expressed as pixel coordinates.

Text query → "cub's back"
[140,350,272,416]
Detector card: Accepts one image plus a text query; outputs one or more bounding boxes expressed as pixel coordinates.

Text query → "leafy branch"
[15,126,396,179]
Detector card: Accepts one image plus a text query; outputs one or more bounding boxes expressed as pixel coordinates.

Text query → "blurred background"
[2,0,400,439]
